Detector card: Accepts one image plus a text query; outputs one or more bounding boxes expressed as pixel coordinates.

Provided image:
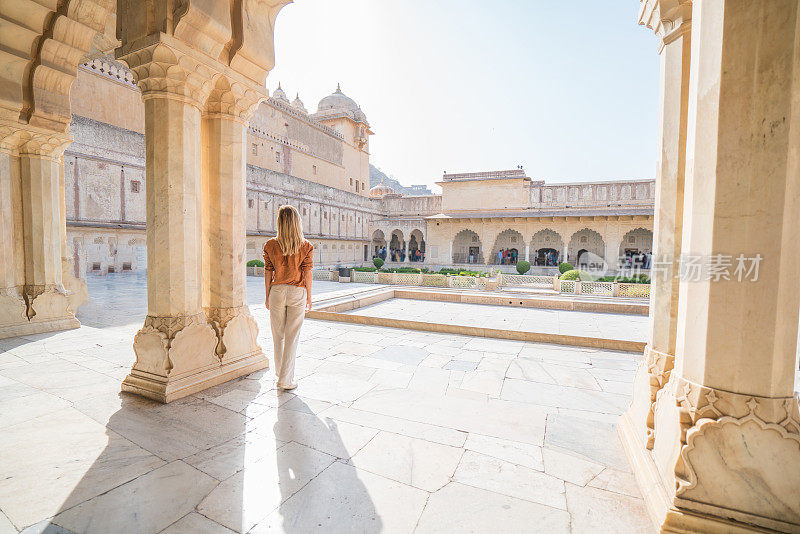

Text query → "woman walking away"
[263,205,313,390]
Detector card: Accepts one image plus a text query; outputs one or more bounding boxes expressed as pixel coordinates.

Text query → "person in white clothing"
[263,205,314,390]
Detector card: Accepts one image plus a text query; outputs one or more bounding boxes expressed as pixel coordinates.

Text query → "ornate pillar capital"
[118,41,217,110]
[639,0,692,52]
[0,121,72,160]
[205,76,265,123]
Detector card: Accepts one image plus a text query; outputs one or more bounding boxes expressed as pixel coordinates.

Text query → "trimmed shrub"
[558,262,574,274]
[596,274,651,284]
[516,260,531,275]
[373,257,384,269]
[559,269,580,281]
[246,259,264,267]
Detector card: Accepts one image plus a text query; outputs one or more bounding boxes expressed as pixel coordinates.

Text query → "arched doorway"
[372,229,386,259]
[452,229,482,264]
[389,230,405,262]
[619,228,653,269]
[568,229,605,269]
[409,229,425,262]
[490,229,524,265]
[530,229,565,266]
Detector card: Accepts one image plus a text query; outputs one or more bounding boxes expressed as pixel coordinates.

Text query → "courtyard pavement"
[347,298,648,342]
[0,272,654,533]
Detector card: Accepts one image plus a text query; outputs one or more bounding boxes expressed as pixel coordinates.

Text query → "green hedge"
[378,267,427,274]
[438,268,487,277]
[246,259,264,267]
[558,262,573,274]
[353,266,377,272]
[516,260,531,274]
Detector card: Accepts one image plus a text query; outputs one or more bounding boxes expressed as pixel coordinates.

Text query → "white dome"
[317,84,358,113]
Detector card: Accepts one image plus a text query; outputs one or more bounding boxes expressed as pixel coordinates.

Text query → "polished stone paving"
[347,298,648,342]
[0,272,654,533]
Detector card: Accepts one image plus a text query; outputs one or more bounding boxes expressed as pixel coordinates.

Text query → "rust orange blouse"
[262,238,314,287]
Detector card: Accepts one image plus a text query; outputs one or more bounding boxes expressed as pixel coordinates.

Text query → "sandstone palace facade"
[65,57,654,276]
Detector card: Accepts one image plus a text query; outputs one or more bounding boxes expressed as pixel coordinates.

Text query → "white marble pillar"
[0,127,80,339]
[622,0,692,453]
[524,244,530,263]
[0,132,28,337]
[626,2,800,531]
[201,84,266,377]
[120,46,221,402]
[58,155,88,312]
[449,241,453,264]
[603,236,621,272]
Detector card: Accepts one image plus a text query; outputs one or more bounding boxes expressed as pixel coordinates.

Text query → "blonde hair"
[276,205,305,256]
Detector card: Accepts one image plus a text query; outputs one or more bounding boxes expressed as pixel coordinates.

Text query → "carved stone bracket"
[638,0,692,52]
[204,305,262,360]
[140,312,208,349]
[644,344,675,448]
[205,76,265,122]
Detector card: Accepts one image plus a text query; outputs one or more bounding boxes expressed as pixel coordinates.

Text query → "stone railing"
[351,270,377,284]
[306,268,650,298]
[312,270,338,282]
[554,279,650,299]
[498,273,556,289]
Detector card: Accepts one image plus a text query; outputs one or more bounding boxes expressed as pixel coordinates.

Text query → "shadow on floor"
[24,386,380,533]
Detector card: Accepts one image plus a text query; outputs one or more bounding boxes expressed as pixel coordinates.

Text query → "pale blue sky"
[268,1,659,191]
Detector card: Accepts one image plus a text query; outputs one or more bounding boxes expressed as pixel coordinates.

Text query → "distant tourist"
[263,205,313,391]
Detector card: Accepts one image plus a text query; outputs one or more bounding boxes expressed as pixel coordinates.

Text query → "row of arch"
[371,229,426,262]
[451,227,653,267]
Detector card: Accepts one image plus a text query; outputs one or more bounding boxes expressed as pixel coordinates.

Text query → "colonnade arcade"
[0,0,290,402]
[369,225,426,263]
[441,222,653,269]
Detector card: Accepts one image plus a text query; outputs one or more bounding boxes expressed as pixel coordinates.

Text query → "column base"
[121,351,269,403]
[622,374,800,533]
[618,410,778,533]
[0,286,80,340]
[124,312,268,403]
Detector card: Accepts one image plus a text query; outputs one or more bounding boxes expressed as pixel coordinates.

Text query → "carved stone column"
[628,2,800,531]
[115,0,288,401]
[622,0,691,452]
[58,154,88,312]
[201,78,266,376]
[0,124,80,338]
[0,127,28,337]
[603,232,622,272]
[119,43,221,402]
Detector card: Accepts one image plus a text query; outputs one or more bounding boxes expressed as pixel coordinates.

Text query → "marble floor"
[0,272,654,533]
[347,298,648,342]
